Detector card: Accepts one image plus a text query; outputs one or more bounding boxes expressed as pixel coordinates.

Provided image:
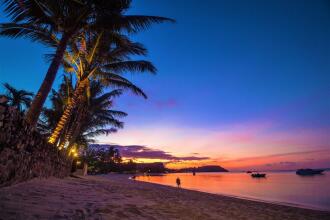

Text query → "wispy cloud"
[265,161,297,167]
[153,98,178,110]
[217,149,330,163]
[217,148,330,170]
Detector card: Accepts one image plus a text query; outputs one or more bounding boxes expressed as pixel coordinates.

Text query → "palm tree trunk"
[58,125,74,149]
[68,106,87,146]
[25,32,72,127]
[48,81,87,145]
[57,104,84,149]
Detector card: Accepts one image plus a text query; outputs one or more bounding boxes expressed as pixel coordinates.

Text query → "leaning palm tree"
[40,79,126,149]
[38,75,74,135]
[48,30,156,145]
[66,81,127,149]
[0,0,174,126]
[2,83,34,112]
[59,85,124,149]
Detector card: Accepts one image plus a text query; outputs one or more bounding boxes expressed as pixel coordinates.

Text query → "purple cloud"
[90,144,209,161]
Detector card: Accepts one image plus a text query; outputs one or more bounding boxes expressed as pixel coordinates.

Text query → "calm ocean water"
[136,171,330,211]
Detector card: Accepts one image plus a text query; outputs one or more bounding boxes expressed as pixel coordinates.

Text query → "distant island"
[134,163,228,173]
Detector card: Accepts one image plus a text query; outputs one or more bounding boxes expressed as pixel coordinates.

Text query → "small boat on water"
[296,169,324,176]
[251,173,266,178]
[246,171,252,173]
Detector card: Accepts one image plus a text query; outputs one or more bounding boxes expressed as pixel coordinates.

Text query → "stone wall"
[0,102,71,187]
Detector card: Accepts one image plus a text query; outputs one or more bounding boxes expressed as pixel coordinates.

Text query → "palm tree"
[69,81,127,148]
[48,30,156,145]
[2,83,34,112]
[40,78,126,149]
[0,0,174,126]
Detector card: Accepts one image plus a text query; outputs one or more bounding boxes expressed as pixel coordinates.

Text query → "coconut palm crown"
[48,30,156,146]
[0,0,174,126]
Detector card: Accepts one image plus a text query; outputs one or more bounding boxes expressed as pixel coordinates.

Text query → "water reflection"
[136,171,330,211]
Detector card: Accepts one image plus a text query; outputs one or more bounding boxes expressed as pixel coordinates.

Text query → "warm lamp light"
[48,138,55,144]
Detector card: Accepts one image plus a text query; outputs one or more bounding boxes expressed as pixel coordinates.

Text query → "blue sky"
[128,0,330,127]
[0,0,329,169]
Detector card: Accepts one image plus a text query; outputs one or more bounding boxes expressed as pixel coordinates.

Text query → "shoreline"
[133,177,329,212]
[0,174,329,219]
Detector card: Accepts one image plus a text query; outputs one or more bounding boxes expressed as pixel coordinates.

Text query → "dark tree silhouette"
[2,83,34,112]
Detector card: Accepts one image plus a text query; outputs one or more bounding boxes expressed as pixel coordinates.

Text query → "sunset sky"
[1,0,329,171]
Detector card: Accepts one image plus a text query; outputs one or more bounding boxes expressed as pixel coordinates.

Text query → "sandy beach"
[0,175,329,220]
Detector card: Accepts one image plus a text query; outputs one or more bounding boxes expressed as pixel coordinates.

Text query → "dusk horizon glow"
[1,0,329,171]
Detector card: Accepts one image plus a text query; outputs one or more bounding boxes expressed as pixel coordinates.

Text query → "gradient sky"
[0,0,329,170]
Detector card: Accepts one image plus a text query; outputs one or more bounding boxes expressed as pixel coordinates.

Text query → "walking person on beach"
[176,177,181,188]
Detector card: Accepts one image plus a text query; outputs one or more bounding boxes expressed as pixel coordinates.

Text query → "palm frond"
[97,71,147,98]
[0,22,58,47]
[2,82,34,111]
[83,128,118,138]
[103,60,156,74]
[114,15,175,33]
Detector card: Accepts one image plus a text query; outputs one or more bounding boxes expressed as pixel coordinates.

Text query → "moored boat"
[251,173,266,178]
[296,169,324,176]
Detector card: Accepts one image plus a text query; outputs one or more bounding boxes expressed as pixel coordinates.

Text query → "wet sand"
[0,174,329,220]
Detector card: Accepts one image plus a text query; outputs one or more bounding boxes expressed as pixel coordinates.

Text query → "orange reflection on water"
[136,171,330,211]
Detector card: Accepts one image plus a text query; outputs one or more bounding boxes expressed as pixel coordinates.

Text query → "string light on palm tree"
[48,30,156,146]
[39,78,126,151]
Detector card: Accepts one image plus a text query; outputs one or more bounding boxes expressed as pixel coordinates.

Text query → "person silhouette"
[176,177,181,188]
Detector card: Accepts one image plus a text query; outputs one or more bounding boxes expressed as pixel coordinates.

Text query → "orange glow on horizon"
[100,121,329,156]
[99,120,330,171]
[122,148,330,171]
